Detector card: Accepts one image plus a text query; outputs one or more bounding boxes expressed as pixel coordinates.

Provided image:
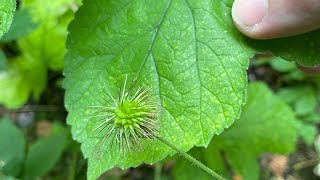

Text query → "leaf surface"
[0,0,15,38]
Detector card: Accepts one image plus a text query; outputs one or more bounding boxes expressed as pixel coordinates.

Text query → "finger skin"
[232,0,320,39]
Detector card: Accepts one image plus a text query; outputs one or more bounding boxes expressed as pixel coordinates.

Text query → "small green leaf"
[0,115,26,177]
[297,121,317,145]
[173,82,299,180]
[24,124,68,178]
[277,86,317,116]
[1,8,38,42]
[283,70,305,82]
[303,113,320,124]
[269,56,296,73]
[0,0,16,38]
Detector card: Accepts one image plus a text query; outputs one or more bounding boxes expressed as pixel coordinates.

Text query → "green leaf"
[24,124,68,178]
[0,50,6,71]
[297,121,316,145]
[245,29,320,66]
[0,56,47,108]
[64,0,254,179]
[0,115,26,177]
[0,0,79,108]
[18,0,79,71]
[269,56,296,73]
[303,113,320,124]
[0,175,18,180]
[173,82,299,180]
[277,86,317,116]
[0,0,16,38]
[283,70,305,82]
[0,8,38,42]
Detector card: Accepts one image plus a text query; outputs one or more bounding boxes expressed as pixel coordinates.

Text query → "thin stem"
[157,136,226,180]
[154,162,162,180]
[293,158,319,171]
[68,152,78,180]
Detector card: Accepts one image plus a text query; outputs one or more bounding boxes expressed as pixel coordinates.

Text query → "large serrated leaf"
[64,0,253,179]
[0,0,16,38]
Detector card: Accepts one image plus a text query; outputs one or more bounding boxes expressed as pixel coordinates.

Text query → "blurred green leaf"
[0,0,80,108]
[269,57,296,73]
[302,113,320,124]
[277,86,317,116]
[283,70,305,81]
[0,115,26,177]
[173,82,299,180]
[297,121,317,145]
[0,56,47,108]
[0,175,18,180]
[18,0,78,71]
[24,123,68,178]
[0,50,6,70]
[0,0,16,38]
[1,8,38,42]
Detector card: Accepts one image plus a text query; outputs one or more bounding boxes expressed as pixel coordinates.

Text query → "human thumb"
[232,0,320,39]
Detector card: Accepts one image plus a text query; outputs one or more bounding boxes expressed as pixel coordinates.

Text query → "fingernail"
[232,0,268,28]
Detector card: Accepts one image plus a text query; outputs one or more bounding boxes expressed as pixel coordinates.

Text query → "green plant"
[0,0,80,108]
[63,0,319,179]
[253,55,320,145]
[0,0,320,179]
[173,82,299,180]
[0,116,68,179]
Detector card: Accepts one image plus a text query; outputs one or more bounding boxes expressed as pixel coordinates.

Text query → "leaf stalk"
[156,136,226,180]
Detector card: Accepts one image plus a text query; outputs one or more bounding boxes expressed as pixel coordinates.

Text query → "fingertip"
[232,0,268,29]
[232,0,320,40]
[232,0,269,39]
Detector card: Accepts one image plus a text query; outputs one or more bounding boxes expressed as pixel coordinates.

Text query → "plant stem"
[154,162,162,180]
[157,136,226,180]
[68,152,77,180]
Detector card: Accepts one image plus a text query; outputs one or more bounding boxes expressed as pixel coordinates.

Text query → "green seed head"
[91,76,160,151]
